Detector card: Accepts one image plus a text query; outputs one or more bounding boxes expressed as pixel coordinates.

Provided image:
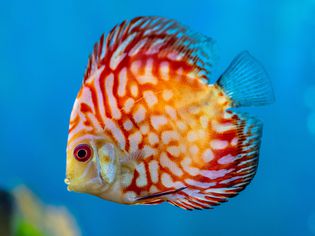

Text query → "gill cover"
[97,144,117,184]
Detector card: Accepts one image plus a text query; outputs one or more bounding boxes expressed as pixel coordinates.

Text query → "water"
[0,0,314,235]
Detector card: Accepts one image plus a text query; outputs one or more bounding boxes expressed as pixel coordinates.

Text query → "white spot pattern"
[110,33,136,70]
[180,158,199,176]
[161,173,183,189]
[93,66,106,121]
[160,61,170,81]
[177,121,187,131]
[123,119,133,131]
[165,106,176,119]
[162,89,173,101]
[202,149,214,162]
[211,140,229,150]
[131,60,141,74]
[130,84,138,97]
[189,145,199,155]
[218,154,236,165]
[187,131,198,142]
[148,132,159,145]
[128,38,148,57]
[167,146,180,157]
[160,152,183,177]
[136,59,158,85]
[124,191,136,201]
[151,115,168,130]
[185,179,216,189]
[142,145,156,158]
[121,171,133,187]
[161,130,180,144]
[212,120,235,133]
[133,105,146,123]
[128,131,142,151]
[200,169,233,179]
[140,124,149,134]
[123,98,135,113]
[105,74,121,119]
[200,116,208,128]
[149,160,159,184]
[143,90,158,107]
[104,118,125,149]
[161,173,173,188]
[136,162,147,187]
[231,137,238,146]
[118,67,128,97]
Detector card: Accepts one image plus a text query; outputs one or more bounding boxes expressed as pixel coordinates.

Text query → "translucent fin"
[83,16,217,83]
[168,111,262,210]
[216,51,275,107]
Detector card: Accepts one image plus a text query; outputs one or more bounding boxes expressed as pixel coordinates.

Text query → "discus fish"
[65,16,274,210]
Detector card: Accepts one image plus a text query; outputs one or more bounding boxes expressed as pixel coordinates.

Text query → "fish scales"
[65,16,274,210]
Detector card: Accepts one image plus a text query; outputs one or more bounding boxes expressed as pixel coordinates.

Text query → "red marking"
[124,168,143,195]
[212,130,237,143]
[117,118,130,151]
[80,103,92,113]
[69,115,80,133]
[144,161,153,188]
[98,69,111,119]
[85,84,104,126]
[112,72,119,100]
[83,119,91,127]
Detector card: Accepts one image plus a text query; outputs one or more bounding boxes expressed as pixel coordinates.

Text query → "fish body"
[65,16,274,210]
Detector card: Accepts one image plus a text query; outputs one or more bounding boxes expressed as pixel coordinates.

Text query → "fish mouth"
[64,157,109,195]
[64,177,79,192]
[64,175,105,194]
[64,177,71,190]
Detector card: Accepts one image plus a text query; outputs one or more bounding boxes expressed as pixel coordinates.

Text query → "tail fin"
[216,51,275,107]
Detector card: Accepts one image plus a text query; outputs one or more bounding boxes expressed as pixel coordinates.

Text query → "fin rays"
[83,16,217,84]
[216,51,275,107]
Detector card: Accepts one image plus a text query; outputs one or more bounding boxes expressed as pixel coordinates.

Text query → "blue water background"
[1,0,315,235]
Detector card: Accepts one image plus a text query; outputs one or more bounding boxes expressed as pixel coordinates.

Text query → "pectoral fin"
[136,187,187,203]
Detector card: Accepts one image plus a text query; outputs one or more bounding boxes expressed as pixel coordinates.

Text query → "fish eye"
[73,144,93,162]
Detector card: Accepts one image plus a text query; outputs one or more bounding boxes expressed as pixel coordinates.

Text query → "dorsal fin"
[83,16,217,83]
[84,34,105,82]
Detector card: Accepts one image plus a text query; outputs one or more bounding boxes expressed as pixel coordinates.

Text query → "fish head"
[65,135,120,197]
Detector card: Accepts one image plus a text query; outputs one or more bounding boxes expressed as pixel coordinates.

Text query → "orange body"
[65,17,272,210]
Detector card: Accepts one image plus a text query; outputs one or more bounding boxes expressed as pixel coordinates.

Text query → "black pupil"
[77,149,87,158]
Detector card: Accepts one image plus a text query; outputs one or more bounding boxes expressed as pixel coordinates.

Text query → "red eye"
[73,144,93,162]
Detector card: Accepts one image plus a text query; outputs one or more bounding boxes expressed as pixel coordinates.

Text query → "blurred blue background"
[1,0,315,235]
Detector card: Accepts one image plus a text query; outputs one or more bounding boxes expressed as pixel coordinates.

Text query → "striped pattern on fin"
[168,112,262,210]
[216,51,275,107]
[84,16,216,83]
[84,34,105,82]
